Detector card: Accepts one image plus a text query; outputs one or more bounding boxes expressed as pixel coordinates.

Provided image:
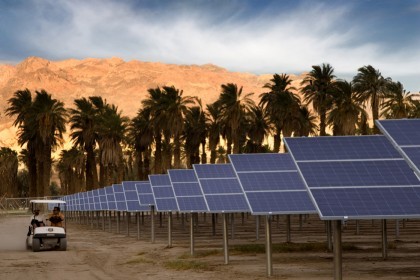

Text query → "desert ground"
[1,212,419,280]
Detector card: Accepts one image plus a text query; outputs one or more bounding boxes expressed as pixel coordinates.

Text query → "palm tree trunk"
[320,109,327,136]
[136,150,144,180]
[86,145,98,190]
[154,133,163,174]
[144,148,151,179]
[273,133,281,153]
[201,141,207,164]
[43,143,52,197]
[28,144,38,198]
[210,150,216,164]
[174,134,181,169]
[371,94,380,134]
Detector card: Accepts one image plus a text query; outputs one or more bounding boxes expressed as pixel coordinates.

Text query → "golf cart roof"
[30,200,66,204]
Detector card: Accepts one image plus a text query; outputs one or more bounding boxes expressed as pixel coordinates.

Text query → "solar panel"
[168,169,208,212]
[113,184,127,211]
[228,154,316,215]
[122,181,150,212]
[87,190,95,211]
[284,135,420,220]
[193,164,250,213]
[105,186,117,210]
[136,182,155,206]
[93,189,100,210]
[377,119,420,178]
[98,188,107,210]
[149,174,178,212]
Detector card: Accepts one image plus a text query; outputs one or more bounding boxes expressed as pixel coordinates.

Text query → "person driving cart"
[27,209,45,236]
[48,206,65,227]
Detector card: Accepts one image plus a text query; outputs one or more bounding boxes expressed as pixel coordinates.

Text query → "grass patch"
[179,249,221,259]
[124,256,156,265]
[164,260,211,271]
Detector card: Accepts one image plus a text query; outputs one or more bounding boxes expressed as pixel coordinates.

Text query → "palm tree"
[409,100,420,118]
[260,74,300,152]
[57,147,85,194]
[246,105,270,150]
[160,86,195,168]
[7,89,67,197]
[294,106,318,137]
[28,90,68,196]
[327,80,367,135]
[381,81,418,119]
[6,89,37,197]
[96,103,128,187]
[69,97,99,190]
[353,65,390,133]
[183,102,207,168]
[217,83,255,154]
[206,102,221,164]
[301,63,336,136]
[128,108,154,180]
[0,148,18,197]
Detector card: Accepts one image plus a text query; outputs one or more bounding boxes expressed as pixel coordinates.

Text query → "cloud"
[1,0,419,91]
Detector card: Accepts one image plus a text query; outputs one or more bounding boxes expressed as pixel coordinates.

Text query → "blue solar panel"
[299,160,420,188]
[136,182,154,206]
[311,187,420,219]
[194,164,237,178]
[98,188,107,210]
[284,135,420,220]
[105,186,117,210]
[122,181,149,212]
[87,190,94,211]
[93,189,100,210]
[149,174,178,212]
[377,119,420,146]
[229,153,316,215]
[377,119,420,179]
[113,184,127,211]
[237,172,306,191]
[199,178,243,194]
[168,169,208,212]
[194,164,250,213]
[284,135,401,161]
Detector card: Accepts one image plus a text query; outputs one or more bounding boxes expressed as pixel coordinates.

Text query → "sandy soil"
[1,213,419,280]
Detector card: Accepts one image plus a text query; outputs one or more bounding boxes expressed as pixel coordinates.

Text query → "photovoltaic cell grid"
[98,188,108,210]
[136,182,155,206]
[228,154,316,215]
[93,189,100,210]
[377,119,420,178]
[168,169,208,213]
[122,181,149,212]
[284,135,420,220]
[193,164,249,213]
[149,174,178,212]
[105,186,117,210]
[113,184,127,211]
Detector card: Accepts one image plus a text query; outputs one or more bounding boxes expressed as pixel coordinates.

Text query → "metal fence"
[0,196,61,215]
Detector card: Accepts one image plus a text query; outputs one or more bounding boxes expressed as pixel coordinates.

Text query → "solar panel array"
[229,154,316,215]
[168,169,208,213]
[193,164,249,213]
[284,135,420,220]
[377,119,420,178]
[122,181,150,212]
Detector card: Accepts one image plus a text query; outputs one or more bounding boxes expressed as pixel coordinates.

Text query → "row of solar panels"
[60,119,420,221]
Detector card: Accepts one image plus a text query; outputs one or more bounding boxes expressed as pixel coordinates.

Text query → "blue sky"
[1,0,419,92]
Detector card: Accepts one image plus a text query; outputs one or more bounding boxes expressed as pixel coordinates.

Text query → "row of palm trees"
[4,63,420,197]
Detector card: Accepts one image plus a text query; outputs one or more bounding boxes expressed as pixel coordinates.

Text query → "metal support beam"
[256,215,260,240]
[382,219,388,260]
[286,215,291,243]
[333,220,342,280]
[265,215,273,277]
[223,213,229,264]
[168,211,173,247]
[151,206,155,243]
[126,212,130,236]
[136,212,140,240]
[190,213,195,256]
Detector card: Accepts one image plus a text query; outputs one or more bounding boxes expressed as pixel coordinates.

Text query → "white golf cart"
[26,200,67,252]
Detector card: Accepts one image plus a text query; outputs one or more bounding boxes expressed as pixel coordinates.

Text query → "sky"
[1,0,419,92]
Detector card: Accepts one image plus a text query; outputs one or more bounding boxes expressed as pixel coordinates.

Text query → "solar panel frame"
[136,181,155,206]
[284,135,420,220]
[122,181,150,212]
[193,163,250,213]
[105,186,117,211]
[228,154,316,215]
[168,169,209,213]
[149,174,179,212]
[113,184,127,211]
[377,119,420,178]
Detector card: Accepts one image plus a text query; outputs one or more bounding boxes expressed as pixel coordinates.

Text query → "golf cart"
[26,199,67,252]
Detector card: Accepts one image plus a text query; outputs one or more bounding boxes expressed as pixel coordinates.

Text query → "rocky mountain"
[0,56,306,151]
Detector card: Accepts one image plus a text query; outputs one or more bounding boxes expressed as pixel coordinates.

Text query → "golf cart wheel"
[32,238,41,252]
[59,238,67,251]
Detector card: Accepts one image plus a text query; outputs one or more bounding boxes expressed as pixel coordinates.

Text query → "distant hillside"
[0,57,306,151]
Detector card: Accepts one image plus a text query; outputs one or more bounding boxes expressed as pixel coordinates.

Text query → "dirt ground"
[1,213,419,280]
